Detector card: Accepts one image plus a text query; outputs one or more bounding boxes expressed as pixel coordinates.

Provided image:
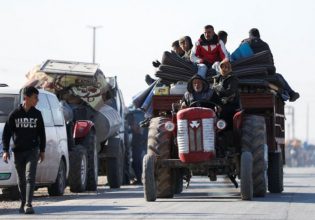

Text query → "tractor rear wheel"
[240,151,253,200]
[241,115,267,197]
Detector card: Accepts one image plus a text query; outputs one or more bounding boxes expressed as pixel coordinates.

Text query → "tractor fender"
[233,110,244,130]
[73,120,95,139]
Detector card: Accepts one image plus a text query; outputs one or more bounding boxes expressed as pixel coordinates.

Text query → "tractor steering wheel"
[189,99,221,110]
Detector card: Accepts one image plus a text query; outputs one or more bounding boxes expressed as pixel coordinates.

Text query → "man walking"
[2,86,46,214]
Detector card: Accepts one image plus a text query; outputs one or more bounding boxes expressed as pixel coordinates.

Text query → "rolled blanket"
[161,51,198,73]
[233,67,268,78]
[155,65,194,83]
[155,70,191,83]
[242,74,284,89]
[233,64,276,75]
[231,50,274,68]
[159,64,195,76]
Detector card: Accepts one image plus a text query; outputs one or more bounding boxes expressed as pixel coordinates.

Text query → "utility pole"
[285,105,295,140]
[87,25,102,63]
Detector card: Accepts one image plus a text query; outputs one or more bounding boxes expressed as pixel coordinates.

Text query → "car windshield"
[0,95,19,123]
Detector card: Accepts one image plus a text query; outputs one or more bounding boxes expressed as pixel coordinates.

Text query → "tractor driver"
[181,74,217,108]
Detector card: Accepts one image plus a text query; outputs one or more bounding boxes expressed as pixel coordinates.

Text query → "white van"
[0,86,69,197]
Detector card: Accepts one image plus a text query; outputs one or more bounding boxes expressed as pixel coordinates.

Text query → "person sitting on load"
[181,74,216,108]
[212,59,240,130]
[171,40,185,57]
[242,28,299,102]
[190,25,228,79]
[179,36,193,62]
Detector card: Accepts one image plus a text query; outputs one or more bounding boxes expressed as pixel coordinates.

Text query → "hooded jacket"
[183,75,214,107]
[191,34,227,66]
[2,104,46,153]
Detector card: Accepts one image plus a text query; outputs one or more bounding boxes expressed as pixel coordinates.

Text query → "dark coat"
[183,75,214,107]
[212,73,240,129]
[242,37,274,64]
[2,105,46,153]
[212,74,240,108]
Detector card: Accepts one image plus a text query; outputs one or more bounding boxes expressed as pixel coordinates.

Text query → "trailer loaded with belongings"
[133,49,286,117]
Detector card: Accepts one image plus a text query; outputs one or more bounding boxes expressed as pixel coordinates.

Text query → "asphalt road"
[1,167,315,219]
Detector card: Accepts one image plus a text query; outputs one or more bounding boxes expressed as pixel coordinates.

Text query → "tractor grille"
[177,118,214,154]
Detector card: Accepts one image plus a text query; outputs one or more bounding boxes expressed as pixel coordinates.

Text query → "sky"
[0,0,314,143]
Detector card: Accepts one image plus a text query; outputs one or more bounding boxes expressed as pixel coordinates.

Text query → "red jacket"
[191,34,227,65]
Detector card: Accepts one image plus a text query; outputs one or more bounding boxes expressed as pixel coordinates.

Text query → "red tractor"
[142,89,285,201]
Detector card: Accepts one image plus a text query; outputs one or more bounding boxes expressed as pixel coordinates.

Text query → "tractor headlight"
[216,119,227,130]
[165,121,175,132]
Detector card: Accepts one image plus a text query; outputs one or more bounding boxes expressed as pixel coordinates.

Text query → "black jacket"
[242,37,270,53]
[212,74,240,108]
[242,37,274,64]
[2,105,46,153]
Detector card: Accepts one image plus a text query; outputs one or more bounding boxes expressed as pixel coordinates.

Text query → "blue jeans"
[197,64,207,79]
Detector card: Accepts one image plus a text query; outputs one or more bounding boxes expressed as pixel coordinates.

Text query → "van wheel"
[68,145,88,192]
[48,159,66,196]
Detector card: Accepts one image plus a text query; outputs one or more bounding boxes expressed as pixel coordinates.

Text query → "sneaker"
[19,202,25,214]
[25,205,35,214]
[289,92,300,102]
[130,179,142,185]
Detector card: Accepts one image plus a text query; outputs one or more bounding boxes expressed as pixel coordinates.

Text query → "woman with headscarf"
[212,59,240,130]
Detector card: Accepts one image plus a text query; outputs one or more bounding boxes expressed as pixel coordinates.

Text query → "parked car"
[0,86,69,198]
